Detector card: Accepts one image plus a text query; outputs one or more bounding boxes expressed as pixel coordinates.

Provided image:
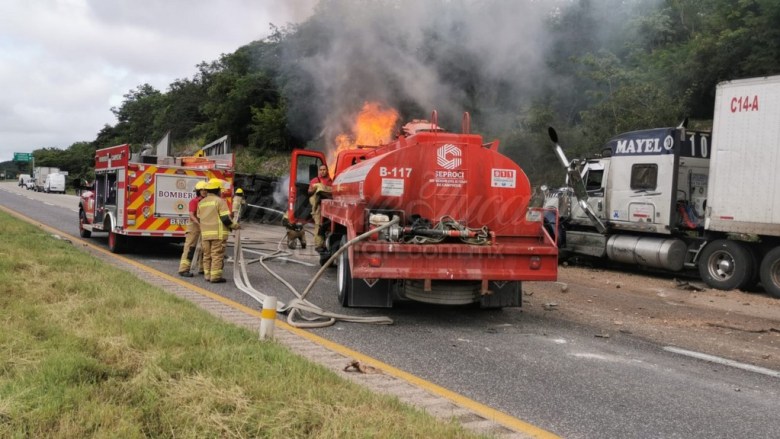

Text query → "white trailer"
[33,166,60,192]
[544,74,780,298]
[705,75,780,296]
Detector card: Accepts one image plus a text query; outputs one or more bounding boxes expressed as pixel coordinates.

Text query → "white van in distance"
[44,173,66,194]
[18,174,32,187]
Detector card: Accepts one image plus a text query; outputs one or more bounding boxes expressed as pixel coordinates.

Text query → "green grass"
[0,211,485,438]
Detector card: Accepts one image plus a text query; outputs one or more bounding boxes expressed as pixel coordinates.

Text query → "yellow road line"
[1,204,560,439]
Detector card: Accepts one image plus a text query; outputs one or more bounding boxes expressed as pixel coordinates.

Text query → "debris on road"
[674,278,706,291]
[344,360,380,374]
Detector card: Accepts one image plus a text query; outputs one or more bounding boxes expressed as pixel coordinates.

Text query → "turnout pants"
[201,238,227,281]
[311,206,324,248]
[178,229,203,274]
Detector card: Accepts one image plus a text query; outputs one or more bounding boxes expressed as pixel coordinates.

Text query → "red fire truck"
[78,143,234,253]
[287,113,558,308]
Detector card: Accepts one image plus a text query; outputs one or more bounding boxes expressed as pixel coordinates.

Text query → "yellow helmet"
[194,181,207,190]
[205,178,223,190]
[235,188,243,195]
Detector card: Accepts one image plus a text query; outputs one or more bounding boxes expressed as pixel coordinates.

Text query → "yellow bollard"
[259,296,277,340]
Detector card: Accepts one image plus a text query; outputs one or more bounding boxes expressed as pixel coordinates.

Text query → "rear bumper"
[350,241,558,281]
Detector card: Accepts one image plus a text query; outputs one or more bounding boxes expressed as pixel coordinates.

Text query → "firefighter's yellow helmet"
[235,188,243,195]
[194,181,207,190]
[205,178,223,190]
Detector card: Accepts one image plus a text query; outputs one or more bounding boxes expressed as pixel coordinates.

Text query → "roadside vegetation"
[0,211,482,438]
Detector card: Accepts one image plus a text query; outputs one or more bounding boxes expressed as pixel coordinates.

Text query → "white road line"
[664,346,780,378]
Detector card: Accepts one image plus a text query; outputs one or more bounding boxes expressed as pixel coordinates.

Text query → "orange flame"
[330,102,399,171]
[353,101,399,145]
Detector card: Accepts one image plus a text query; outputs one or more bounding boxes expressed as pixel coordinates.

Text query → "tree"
[248,101,292,153]
[195,43,283,147]
[111,84,163,146]
[154,77,209,144]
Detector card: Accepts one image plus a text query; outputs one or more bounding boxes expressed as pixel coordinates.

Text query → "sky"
[0,0,316,163]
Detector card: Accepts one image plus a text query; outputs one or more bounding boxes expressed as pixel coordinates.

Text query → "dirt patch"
[524,263,780,369]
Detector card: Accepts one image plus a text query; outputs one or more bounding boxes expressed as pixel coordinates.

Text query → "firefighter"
[198,178,240,283]
[308,164,333,251]
[282,212,306,249]
[178,180,207,277]
[232,187,246,221]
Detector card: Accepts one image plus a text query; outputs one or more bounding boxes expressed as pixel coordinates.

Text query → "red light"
[127,209,137,215]
[368,257,382,267]
[530,256,541,270]
[127,185,138,192]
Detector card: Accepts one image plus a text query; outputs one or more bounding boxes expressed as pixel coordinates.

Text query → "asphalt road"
[2,181,778,439]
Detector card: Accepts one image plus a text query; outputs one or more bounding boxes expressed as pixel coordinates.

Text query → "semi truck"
[544,74,780,298]
[33,166,60,192]
[287,112,559,308]
[78,143,234,253]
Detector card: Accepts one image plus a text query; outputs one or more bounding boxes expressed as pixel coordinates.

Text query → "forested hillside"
[15,0,780,187]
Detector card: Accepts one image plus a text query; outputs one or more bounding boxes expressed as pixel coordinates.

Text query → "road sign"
[14,152,32,162]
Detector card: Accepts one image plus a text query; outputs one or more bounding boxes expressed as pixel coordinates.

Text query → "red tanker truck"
[287,113,558,308]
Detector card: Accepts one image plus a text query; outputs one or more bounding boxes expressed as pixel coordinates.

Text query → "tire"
[336,237,350,307]
[78,210,91,238]
[742,244,761,291]
[108,229,124,253]
[759,247,780,298]
[318,250,331,267]
[698,240,752,291]
[318,233,341,267]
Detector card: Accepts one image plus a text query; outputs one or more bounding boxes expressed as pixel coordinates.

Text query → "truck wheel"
[108,230,124,254]
[78,211,91,238]
[319,233,342,267]
[337,237,351,307]
[698,240,752,290]
[759,247,780,298]
[742,244,761,291]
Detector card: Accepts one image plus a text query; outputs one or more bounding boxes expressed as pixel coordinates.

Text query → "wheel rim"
[771,259,780,288]
[707,250,735,280]
[337,249,347,294]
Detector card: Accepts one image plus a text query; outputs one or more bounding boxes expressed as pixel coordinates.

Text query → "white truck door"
[602,128,680,234]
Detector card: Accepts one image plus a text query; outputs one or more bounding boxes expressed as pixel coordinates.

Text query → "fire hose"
[402,215,490,245]
[230,218,398,328]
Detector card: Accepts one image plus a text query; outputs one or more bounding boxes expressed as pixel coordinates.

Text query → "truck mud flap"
[480,281,522,309]
[347,278,393,308]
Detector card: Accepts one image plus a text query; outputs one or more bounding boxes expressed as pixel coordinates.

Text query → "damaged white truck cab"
[546,74,780,298]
